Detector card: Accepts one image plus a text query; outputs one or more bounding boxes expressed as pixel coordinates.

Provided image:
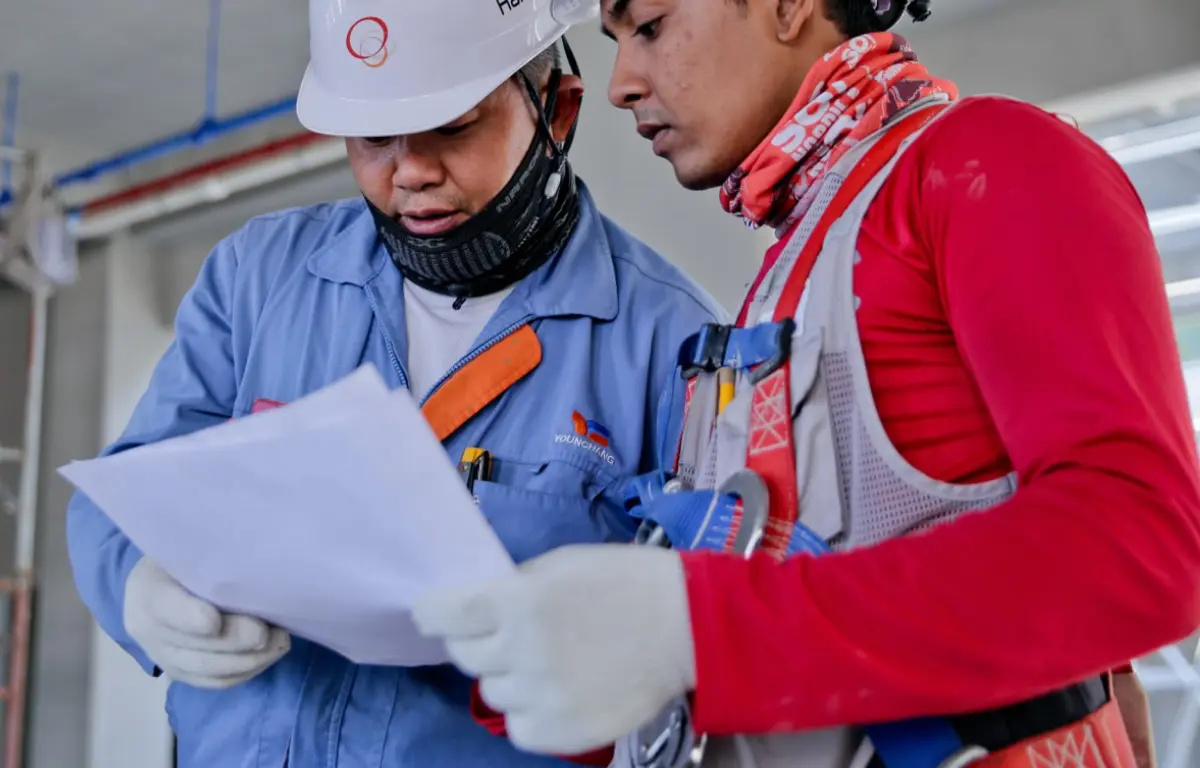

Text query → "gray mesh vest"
[622,101,1018,768]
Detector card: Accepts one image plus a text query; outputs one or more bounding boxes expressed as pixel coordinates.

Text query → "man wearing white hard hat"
[65,0,722,765]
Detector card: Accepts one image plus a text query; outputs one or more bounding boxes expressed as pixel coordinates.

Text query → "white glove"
[412,545,696,756]
[124,558,291,689]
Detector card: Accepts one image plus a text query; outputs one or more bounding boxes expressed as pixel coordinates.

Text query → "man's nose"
[392,136,446,192]
[607,48,649,110]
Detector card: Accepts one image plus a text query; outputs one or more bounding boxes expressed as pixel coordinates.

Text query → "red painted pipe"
[4,576,31,768]
[79,131,331,216]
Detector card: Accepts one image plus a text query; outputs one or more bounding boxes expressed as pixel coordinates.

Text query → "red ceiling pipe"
[78,131,332,216]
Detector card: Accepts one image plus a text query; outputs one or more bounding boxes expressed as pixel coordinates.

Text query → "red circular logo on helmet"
[345,16,390,69]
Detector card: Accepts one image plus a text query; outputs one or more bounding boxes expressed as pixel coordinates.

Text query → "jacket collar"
[307,182,619,322]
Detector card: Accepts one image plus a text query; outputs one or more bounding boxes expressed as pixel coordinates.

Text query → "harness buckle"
[680,323,733,380]
[632,477,684,549]
[746,317,795,386]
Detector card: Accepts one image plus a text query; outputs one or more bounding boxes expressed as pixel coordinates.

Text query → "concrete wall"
[87,234,174,768]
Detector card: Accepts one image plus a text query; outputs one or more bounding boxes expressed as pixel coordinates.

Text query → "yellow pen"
[458,446,485,472]
[717,367,736,415]
[458,447,492,494]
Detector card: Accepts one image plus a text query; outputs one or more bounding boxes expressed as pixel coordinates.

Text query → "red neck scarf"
[719,33,958,230]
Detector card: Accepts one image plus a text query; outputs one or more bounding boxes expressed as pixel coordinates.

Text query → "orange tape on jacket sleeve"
[421,325,543,443]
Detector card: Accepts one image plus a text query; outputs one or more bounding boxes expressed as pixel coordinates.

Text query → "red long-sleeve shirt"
[683,97,1200,734]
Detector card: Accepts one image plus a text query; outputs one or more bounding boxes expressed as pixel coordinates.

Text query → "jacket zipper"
[364,289,410,390]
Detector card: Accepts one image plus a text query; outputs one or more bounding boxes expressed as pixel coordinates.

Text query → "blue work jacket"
[66,185,725,768]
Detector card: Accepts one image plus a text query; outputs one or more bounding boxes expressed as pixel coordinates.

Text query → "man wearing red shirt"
[413,1,1199,766]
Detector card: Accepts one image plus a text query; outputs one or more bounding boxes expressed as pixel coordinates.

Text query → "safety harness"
[622,105,1136,768]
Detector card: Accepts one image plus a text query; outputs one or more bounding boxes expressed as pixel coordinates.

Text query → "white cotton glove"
[124,558,291,689]
[412,545,697,756]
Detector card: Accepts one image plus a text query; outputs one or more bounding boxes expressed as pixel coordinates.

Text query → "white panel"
[86,232,173,768]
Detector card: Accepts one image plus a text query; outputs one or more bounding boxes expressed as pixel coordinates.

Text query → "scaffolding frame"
[1134,642,1200,768]
[0,142,51,768]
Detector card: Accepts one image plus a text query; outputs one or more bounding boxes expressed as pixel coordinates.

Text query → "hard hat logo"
[345,17,390,69]
[299,0,589,136]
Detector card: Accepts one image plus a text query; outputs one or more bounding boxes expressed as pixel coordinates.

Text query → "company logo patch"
[555,411,616,465]
[345,16,390,69]
[571,411,610,446]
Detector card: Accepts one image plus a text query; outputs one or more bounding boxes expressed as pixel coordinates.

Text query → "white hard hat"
[297,0,600,138]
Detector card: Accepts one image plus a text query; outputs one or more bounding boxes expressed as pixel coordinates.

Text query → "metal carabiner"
[632,700,706,768]
[631,471,771,768]
[936,746,989,768]
[718,470,769,558]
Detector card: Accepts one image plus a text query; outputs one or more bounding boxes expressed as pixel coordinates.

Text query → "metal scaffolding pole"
[0,124,55,768]
[0,284,46,768]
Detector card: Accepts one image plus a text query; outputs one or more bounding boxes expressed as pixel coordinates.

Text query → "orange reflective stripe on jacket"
[241,324,542,443]
[421,324,542,442]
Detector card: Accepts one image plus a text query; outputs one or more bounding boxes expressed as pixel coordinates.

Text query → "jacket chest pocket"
[231,293,388,417]
[471,456,619,564]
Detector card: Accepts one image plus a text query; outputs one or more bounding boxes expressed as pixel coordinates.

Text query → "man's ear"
[770,0,819,43]
[548,74,584,144]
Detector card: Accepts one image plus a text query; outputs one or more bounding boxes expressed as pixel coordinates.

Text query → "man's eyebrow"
[599,0,632,40]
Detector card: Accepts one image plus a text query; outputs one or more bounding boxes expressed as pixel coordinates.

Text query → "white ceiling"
[0,0,308,158]
[0,0,1077,178]
[1,0,1199,260]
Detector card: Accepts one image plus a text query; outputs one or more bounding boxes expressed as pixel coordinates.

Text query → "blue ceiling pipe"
[0,94,299,210]
[51,95,298,190]
[1,0,298,210]
[55,0,296,191]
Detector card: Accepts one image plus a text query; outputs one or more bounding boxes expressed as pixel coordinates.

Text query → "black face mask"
[368,42,584,304]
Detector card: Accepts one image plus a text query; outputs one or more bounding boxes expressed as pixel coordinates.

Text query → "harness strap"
[745,103,950,557]
[970,699,1134,768]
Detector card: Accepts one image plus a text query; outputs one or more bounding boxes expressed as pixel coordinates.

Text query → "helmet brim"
[297,64,513,138]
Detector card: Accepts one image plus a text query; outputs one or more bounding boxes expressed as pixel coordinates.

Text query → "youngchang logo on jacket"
[555,411,616,465]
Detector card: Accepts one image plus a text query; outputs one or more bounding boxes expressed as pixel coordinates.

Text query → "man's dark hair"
[823,0,933,37]
[518,46,563,87]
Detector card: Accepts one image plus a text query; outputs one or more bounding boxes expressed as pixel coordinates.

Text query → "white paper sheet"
[59,365,514,666]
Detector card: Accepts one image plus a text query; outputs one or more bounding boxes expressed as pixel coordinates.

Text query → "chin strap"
[517,35,584,204]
